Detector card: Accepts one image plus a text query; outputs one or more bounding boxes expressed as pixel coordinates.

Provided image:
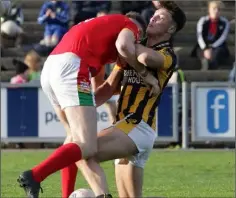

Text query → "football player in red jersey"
[17,13,158,198]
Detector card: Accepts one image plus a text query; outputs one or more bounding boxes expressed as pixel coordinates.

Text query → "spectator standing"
[38,0,70,47]
[191,1,230,70]
[1,2,24,48]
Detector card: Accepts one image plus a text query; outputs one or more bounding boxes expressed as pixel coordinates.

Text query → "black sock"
[96,194,112,198]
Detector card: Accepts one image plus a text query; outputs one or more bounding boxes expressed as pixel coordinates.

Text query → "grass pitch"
[1,150,235,197]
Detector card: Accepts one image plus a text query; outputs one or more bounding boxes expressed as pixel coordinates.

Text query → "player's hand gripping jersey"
[51,14,139,76]
[114,40,177,131]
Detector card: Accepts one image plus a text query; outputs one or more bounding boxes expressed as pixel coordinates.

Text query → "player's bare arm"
[115,28,147,74]
[115,29,160,96]
[94,66,123,107]
[91,66,106,91]
[136,44,169,69]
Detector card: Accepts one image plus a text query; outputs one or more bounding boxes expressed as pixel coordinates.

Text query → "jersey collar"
[140,38,172,50]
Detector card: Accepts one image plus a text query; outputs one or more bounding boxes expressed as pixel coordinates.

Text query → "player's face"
[146,8,173,36]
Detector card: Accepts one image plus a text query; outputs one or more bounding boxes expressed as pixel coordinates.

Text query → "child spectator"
[10,59,28,84]
[37,0,70,47]
[24,50,42,81]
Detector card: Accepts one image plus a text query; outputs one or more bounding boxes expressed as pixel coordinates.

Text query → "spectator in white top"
[191,1,230,70]
[1,2,24,48]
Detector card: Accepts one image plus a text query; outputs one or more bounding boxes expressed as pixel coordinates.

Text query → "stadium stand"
[1,0,235,82]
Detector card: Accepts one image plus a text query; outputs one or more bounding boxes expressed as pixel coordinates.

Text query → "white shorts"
[114,117,157,168]
[107,95,119,102]
[41,52,96,109]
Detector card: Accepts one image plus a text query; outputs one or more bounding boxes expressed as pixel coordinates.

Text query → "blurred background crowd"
[1,0,235,83]
[0,0,235,148]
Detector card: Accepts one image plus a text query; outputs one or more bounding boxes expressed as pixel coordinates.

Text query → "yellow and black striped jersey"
[114,40,177,131]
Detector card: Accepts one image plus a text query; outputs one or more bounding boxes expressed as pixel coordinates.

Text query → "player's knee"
[64,124,71,136]
[64,135,73,144]
[83,143,97,159]
[72,139,97,159]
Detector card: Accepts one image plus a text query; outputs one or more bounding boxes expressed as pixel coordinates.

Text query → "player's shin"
[61,163,78,198]
[61,136,78,198]
[31,143,82,182]
[77,159,110,197]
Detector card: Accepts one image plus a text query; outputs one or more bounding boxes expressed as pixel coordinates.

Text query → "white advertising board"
[192,83,235,141]
[38,90,115,139]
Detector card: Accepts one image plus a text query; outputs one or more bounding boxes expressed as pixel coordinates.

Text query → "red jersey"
[51,14,139,75]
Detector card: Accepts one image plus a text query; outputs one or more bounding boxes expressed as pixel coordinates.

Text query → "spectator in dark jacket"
[72,1,111,24]
[119,1,161,25]
[191,1,230,70]
[141,1,162,24]
[38,0,70,47]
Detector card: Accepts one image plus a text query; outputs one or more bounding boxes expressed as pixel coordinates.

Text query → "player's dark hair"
[125,11,147,32]
[159,1,186,32]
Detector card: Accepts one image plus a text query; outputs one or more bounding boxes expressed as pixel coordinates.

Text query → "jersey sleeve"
[123,18,139,41]
[158,48,175,70]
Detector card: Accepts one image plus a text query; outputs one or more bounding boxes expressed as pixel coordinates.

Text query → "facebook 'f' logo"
[207,90,229,133]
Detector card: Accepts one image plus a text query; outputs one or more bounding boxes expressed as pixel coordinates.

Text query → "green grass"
[1,150,235,197]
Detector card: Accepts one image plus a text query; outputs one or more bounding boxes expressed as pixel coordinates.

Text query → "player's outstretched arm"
[94,67,123,107]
